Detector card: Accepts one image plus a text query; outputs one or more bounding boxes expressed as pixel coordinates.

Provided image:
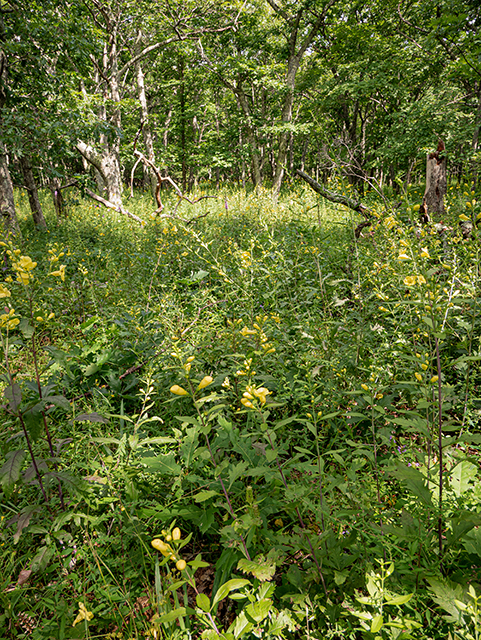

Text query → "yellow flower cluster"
[151,528,186,571]
[3,248,37,285]
[241,385,271,408]
[239,315,275,354]
[0,308,19,330]
[403,275,426,287]
[170,375,213,396]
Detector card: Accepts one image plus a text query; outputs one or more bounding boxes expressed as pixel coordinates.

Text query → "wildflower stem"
[435,337,443,556]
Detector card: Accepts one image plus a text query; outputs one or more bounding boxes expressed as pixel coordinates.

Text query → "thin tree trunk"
[135,32,157,198]
[19,155,47,229]
[0,145,19,236]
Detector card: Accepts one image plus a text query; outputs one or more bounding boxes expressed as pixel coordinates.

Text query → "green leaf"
[385,593,413,605]
[194,490,219,503]
[451,460,477,496]
[45,395,70,411]
[23,405,44,442]
[0,449,25,494]
[158,608,186,623]
[31,545,54,572]
[427,577,464,622]
[213,579,250,607]
[245,599,272,624]
[4,383,22,412]
[19,318,35,339]
[230,611,253,638]
[371,615,383,633]
[196,593,211,612]
[390,462,433,506]
[237,555,276,582]
[142,454,181,475]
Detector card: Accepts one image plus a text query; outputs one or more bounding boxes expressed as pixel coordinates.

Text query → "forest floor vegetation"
[1,179,481,640]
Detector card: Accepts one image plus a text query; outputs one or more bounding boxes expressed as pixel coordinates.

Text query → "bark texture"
[19,155,47,229]
[0,145,19,235]
[422,140,447,219]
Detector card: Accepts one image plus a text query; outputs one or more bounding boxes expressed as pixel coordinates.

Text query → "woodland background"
[1,1,481,640]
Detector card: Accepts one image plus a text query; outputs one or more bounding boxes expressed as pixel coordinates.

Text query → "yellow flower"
[152,539,171,556]
[172,527,181,541]
[459,213,470,221]
[197,376,213,390]
[18,256,36,271]
[176,559,186,571]
[252,387,271,405]
[403,275,416,286]
[430,375,439,383]
[0,309,19,330]
[417,275,426,284]
[240,326,256,336]
[241,398,254,408]
[50,265,66,282]
[170,385,189,396]
[72,602,94,627]
[16,272,30,285]
[361,384,369,391]
[378,306,389,312]
[415,372,423,382]
[421,363,428,370]
[0,284,10,298]
[398,253,410,261]
[420,248,430,259]
[36,316,43,322]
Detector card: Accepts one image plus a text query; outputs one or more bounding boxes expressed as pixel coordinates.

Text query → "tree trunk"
[135,32,157,199]
[76,141,123,208]
[422,140,447,220]
[0,145,19,236]
[19,155,47,229]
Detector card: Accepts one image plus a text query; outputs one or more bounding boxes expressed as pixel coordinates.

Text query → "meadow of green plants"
[1,179,481,640]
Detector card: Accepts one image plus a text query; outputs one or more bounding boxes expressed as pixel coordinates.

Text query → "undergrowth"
[1,179,481,639]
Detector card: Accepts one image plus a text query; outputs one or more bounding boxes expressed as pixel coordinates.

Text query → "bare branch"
[84,187,146,224]
[296,169,372,219]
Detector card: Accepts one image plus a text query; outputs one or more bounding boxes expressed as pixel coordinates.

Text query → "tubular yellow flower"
[403,275,416,286]
[18,256,36,271]
[398,253,410,261]
[50,265,66,282]
[417,275,426,284]
[241,398,254,408]
[151,539,172,556]
[172,527,181,541]
[72,602,94,627]
[420,248,430,259]
[170,385,189,396]
[253,387,271,405]
[16,272,30,285]
[361,384,369,391]
[430,375,439,383]
[415,372,423,382]
[0,284,10,298]
[176,559,186,571]
[197,376,213,390]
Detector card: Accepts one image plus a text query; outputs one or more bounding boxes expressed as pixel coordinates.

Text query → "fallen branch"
[84,188,145,225]
[132,143,216,223]
[296,169,372,219]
